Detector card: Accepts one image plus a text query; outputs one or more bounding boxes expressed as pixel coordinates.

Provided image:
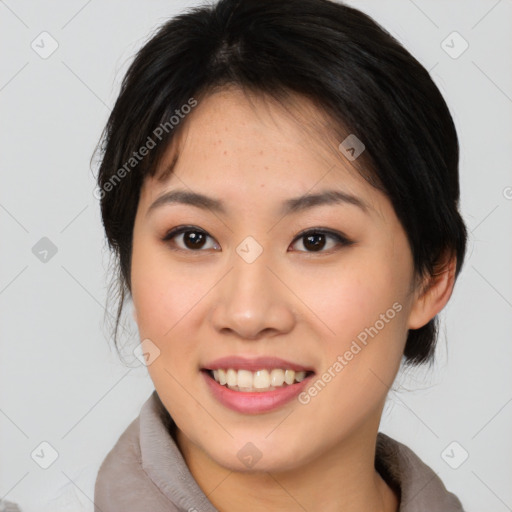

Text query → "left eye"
[162,227,352,253]
[289,229,352,253]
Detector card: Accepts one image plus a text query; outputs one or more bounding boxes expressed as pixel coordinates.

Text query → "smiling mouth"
[203,368,315,392]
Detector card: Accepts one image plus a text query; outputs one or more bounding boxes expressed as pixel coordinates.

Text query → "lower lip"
[202,370,313,414]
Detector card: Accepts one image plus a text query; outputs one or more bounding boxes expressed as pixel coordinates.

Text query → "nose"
[209,247,296,340]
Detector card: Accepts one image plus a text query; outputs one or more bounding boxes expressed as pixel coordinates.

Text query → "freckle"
[264,166,268,170]
[224,150,227,155]
[259,150,264,155]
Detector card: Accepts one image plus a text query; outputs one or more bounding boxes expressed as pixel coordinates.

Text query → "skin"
[130,86,457,512]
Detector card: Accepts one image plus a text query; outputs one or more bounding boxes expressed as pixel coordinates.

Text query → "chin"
[204,439,306,474]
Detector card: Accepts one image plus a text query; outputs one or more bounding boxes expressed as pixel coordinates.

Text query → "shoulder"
[376,432,466,512]
[94,393,180,512]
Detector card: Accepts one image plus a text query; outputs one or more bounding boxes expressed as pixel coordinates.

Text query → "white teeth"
[226,368,237,387]
[284,369,295,385]
[237,370,253,389]
[270,369,285,386]
[217,369,227,385]
[209,368,311,391]
[295,371,306,382]
[253,369,270,389]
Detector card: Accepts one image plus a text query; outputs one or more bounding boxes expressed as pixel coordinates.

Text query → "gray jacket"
[94,390,466,511]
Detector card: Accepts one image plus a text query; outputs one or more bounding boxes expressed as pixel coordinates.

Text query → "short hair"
[94,0,467,365]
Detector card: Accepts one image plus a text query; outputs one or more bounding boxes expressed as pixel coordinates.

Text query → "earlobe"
[407,252,457,330]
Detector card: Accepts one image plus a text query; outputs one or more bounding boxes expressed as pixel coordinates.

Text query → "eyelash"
[161,225,354,254]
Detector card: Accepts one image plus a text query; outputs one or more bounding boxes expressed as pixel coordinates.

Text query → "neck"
[176,423,399,512]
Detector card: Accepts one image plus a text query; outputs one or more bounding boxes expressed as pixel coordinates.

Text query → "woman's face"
[130,87,422,472]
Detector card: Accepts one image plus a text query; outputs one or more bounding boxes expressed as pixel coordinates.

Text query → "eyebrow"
[146,188,369,217]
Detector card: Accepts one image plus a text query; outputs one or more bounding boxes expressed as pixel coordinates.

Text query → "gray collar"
[95,390,465,512]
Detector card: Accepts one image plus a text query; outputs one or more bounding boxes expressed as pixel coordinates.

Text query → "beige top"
[94,390,466,511]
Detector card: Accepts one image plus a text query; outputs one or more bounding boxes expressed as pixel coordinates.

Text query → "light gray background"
[1,1,511,511]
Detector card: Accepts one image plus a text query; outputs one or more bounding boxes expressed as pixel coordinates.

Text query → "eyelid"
[162,225,209,241]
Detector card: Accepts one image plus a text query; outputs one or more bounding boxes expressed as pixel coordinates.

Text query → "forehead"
[142,87,386,218]
[160,87,342,178]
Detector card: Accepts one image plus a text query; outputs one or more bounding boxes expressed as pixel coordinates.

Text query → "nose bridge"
[232,238,272,302]
[210,238,295,339]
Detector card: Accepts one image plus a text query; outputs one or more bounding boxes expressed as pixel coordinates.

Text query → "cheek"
[293,265,408,431]
[305,254,409,344]
[295,247,412,416]
[130,238,209,340]
[130,240,207,410]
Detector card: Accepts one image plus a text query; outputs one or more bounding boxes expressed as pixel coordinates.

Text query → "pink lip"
[201,370,314,414]
[202,356,314,373]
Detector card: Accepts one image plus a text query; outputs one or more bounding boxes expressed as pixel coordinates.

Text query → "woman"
[93,0,468,510]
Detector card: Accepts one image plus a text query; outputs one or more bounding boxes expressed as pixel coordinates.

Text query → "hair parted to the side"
[93,0,467,365]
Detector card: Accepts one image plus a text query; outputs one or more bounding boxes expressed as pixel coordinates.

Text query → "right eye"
[161,226,221,252]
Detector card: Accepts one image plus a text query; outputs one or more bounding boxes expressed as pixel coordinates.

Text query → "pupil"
[184,231,205,249]
[304,233,325,251]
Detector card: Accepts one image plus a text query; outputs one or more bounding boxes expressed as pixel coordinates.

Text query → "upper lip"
[202,356,315,373]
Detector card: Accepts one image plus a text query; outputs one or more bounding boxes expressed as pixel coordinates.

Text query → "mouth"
[200,356,316,414]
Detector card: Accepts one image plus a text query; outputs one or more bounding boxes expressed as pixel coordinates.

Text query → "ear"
[408,250,457,330]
